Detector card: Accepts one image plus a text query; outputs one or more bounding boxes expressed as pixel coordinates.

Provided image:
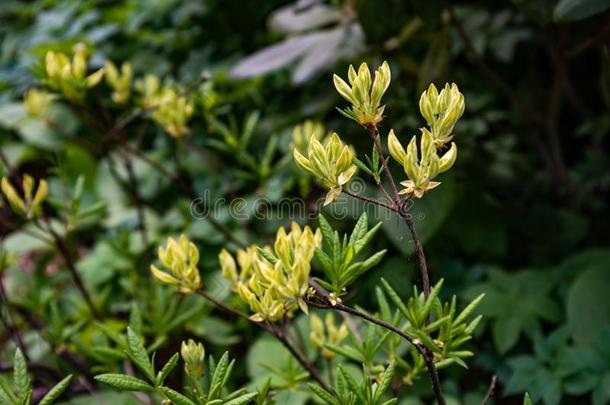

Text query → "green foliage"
[95,329,257,404]
[0,0,608,403]
[313,213,386,300]
[0,349,72,405]
[309,362,397,405]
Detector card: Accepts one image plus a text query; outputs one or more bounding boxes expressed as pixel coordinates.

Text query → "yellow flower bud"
[135,76,194,138]
[334,61,391,128]
[220,223,321,322]
[309,313,348,359]
[180,339,205,378]
[41,44,104,101]
[419,83,465,147]
[151,235,201,293]
[293,132,357,206]
[1,175,48,218]
[24,89,53,118]
[387,130,457,199]
[105,61,132,104]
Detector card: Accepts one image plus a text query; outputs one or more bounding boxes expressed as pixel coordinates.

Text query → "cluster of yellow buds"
[104,61,132,104]
[388,129,457,198]
[293,133,357,205]
[333,61,391,128]
[1,175,48,218]
[291,120,328,155]
[42,44,104,101]
[150,235,201,293]
[24,89,54,118]
[309,313,349,359]
[419,83,465,147]
[135,74,194,138]
[219,223,321,322]
[180,339,205,378]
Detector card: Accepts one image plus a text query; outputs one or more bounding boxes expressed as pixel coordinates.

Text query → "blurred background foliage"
[0,0,609,404]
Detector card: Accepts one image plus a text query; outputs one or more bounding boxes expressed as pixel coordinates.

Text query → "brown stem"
[480,375,497,405]
[399,209,430,298]
[196,290,332,393]
[267,322,333,393]
[362,127,432,298]
[342,190,395,211]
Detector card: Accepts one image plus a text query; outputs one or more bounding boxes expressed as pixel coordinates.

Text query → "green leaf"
[257,247,277,265]
[554,0,610,21]
[158,387,196,405]
[156,353,179,386]
[223,392,259,405]
[354,221,382,254]
[308,383,339,405]
[324,343,366,363]
[352,157,374,177]
[209,352,230,398]
[13,349,30,396]
[318,214,334,250]
[567,264,610,345]
[381,278,410,319]
[39,375,73,405]
[349,212,369,247]
[94,374,154,391]
[125,327,155,383]
[523,393,532,405]
[338,365,364,402]
[374,361,395,402]
[454,293,485,325]
[342,249,386,285]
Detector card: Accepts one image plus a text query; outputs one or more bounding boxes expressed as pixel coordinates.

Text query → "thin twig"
[342,190,395,211]
[480,375,497,405]
[399,208,430,298]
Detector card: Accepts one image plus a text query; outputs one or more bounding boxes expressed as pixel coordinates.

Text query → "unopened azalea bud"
[333,61,391,128]
[387,130,449,199]
[105,61,132,104]
[1,175,48,218]
[151,235,201,293]
[220,223,321,322]
[180,339,205,378]
[24,89,53,118]
[293,133,357,206]
[41,45,103,101]
[419,83,465,147]
[309,313,348,359]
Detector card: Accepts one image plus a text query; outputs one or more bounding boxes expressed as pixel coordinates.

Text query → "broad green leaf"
[567,264,610,345]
